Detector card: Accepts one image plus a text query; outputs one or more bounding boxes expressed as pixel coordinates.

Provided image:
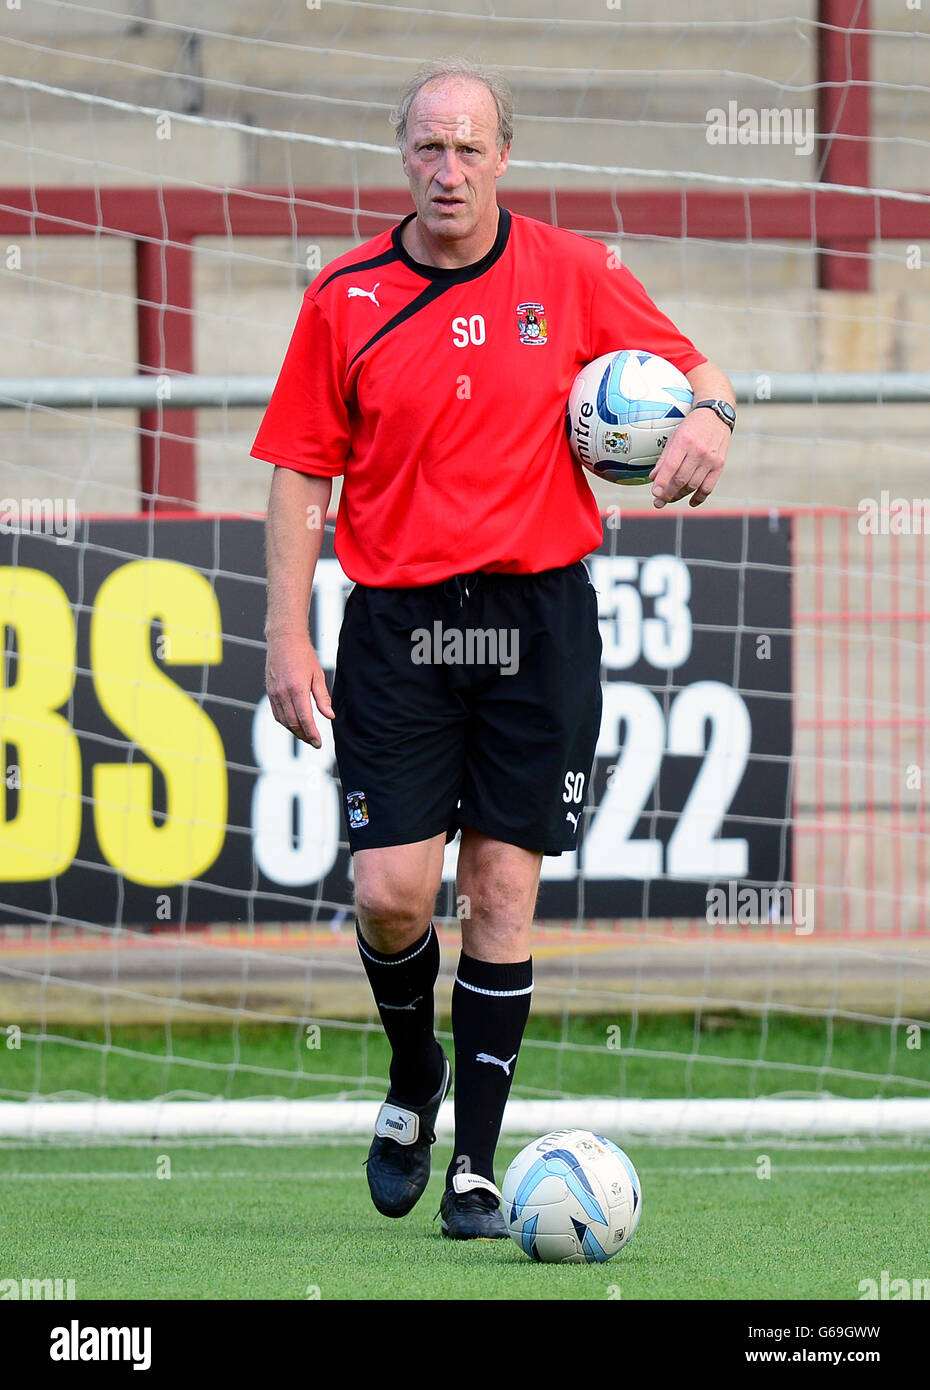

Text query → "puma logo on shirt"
[347,282,381,307]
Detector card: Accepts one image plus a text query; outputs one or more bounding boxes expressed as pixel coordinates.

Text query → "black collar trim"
[392,206,511,282]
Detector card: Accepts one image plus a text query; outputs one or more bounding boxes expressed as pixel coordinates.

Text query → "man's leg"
[441,828,540,1236]
[355,833,448,1104]
[355,833,450,1217]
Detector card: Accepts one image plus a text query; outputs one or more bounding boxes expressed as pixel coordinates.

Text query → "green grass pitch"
[2,1015,928,1299]
[2,1141,929,1300]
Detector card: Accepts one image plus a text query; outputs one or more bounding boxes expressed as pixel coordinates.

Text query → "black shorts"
[330,559,603,857]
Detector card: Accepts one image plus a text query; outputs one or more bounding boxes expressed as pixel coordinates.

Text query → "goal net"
[1,0,928,1146]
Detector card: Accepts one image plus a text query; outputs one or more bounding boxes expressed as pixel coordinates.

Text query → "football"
[565,348,693,485]
[501,1128,642,1264]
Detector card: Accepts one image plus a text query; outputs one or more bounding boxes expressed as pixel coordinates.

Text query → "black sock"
[445,951,533,1189]
[356,921,444,1107]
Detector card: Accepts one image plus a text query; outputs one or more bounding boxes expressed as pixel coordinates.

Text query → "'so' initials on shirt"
[451,314,487,347]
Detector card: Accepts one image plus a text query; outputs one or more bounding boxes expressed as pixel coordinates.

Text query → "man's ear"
[495,142,511,179]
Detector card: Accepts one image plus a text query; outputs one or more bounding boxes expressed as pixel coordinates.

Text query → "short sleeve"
[250,292,350,478]
[588,257,707,376]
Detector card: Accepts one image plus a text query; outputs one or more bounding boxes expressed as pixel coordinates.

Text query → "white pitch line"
[644,1162,930,1176]
[0,1170,366,1181]
[2,1162,929,1181]
[0,1136,376,1150]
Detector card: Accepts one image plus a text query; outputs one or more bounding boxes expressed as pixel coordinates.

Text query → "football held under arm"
[589,254,733,508]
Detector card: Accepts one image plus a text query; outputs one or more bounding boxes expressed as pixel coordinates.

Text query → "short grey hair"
[390,58,514,154]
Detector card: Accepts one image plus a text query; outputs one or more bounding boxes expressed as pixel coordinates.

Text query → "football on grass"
[502,1128,642,1263]
[565,348,693,485]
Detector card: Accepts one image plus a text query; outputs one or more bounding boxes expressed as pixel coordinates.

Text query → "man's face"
[401,79,510,244]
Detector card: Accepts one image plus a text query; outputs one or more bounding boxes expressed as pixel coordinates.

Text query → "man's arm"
[650,360,736,509]
[264,466,335,748]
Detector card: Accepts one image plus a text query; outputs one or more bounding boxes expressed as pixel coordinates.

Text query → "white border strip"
[2,1098,929,1140]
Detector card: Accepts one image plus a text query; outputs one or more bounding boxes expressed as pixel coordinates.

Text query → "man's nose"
[436,150,464,183]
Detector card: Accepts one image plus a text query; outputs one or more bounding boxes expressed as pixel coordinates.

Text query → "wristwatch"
[691,399,736,432]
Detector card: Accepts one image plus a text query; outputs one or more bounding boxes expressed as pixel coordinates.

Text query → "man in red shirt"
[253,58,734,1241]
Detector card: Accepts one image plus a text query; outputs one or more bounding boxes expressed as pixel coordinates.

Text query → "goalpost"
[1,0,929,1147]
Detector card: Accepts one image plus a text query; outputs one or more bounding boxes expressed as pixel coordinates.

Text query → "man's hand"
[266,630,334,748]
[649,406,730,509]
[649,360,735,509]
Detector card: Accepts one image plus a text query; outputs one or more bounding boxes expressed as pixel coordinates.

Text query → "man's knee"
[354,840,444,948]
[356,878,429,931]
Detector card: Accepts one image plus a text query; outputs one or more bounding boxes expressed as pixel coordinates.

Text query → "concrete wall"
[1,0,926,514]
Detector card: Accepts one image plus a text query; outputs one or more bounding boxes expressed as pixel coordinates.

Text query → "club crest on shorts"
[516,301,548,345]
[346,790,369,828]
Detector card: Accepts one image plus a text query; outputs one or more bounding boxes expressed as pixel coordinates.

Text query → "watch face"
[696,400,736,428]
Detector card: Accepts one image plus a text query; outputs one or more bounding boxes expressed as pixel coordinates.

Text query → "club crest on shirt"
[516,301,548,345]
[346,790,370,828]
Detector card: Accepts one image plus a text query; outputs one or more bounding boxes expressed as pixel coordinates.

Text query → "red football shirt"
[251,207,706,587]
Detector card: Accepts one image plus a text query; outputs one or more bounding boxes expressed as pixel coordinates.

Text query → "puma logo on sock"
[476,1051,517,1076]
[378,996,422,1011]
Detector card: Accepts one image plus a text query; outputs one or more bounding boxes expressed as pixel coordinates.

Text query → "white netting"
[0,0,928,1140]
